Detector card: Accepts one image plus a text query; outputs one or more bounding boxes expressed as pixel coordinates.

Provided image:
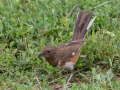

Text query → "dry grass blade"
[92,1,111,10]
[48,68,87,84]
[66,4,78,18]
[35,75,42,90]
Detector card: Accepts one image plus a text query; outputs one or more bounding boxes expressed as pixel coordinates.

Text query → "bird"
[38,11,95,84]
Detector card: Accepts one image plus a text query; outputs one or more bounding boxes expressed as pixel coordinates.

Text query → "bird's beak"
[38,51,44,58]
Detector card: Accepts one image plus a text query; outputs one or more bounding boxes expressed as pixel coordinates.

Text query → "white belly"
[63,62,74,70]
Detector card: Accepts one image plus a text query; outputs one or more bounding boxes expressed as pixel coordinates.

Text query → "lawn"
[0,0,120,90]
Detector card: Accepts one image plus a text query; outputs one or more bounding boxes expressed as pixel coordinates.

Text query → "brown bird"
[38,11,95,84]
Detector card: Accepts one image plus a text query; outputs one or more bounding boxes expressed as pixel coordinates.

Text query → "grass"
[0,0,120,90]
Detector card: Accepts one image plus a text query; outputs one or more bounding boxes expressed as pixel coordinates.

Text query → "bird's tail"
[72,11,94,41]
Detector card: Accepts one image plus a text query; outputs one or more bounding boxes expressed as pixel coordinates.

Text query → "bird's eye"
[47,50,50,53]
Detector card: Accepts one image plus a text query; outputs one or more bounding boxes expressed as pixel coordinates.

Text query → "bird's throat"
[46,57,58,67]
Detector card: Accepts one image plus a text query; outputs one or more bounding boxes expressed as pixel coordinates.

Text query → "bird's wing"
[57,39,84,62]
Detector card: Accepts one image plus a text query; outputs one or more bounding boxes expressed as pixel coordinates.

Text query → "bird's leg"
[66,70,74,84]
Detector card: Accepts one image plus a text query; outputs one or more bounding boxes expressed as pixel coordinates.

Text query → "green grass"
[0,0,120,90]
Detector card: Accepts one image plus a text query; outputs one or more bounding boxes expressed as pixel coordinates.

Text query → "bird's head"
[38,46,56,58]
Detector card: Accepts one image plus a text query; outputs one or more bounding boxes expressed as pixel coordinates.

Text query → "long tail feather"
[72,11,94,41]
